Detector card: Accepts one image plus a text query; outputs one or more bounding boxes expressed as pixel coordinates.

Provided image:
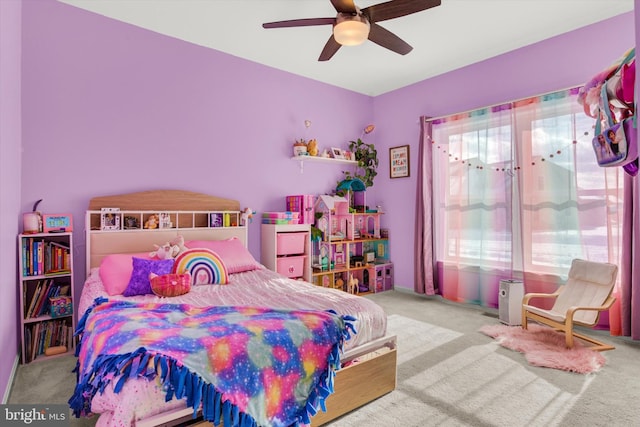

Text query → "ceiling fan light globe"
[333,20,370,46]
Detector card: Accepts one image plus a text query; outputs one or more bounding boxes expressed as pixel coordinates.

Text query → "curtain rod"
[423,84,582,123]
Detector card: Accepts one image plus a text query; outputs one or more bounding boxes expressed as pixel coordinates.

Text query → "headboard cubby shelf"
[86,210,242,232]
[85,190,248,272]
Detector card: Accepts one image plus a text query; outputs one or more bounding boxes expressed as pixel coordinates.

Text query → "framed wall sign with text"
[390,145,410,178]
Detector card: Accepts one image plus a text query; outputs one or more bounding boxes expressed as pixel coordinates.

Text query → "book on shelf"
[25,319,72,362]
[24,327,31,362]
[47,241,71,273]
[31,280,50,318]
[25,279,64,319]
[21,237,71,277]
[25,281,43,318]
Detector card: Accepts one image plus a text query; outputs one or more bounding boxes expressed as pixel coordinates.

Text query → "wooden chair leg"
[565,330,575,348]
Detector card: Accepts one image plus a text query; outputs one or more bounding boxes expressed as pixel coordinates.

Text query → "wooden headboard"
[86,190,247,272]
[88,189,240,211]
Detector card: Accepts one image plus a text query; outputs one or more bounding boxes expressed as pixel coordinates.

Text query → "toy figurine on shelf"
[347,274,359,295]
[144,214,159,229]
[240,207,254,226]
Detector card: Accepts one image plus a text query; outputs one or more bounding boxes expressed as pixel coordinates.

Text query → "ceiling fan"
[262,0,441,61]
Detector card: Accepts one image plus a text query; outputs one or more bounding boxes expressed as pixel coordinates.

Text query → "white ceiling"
[58,0,633,96]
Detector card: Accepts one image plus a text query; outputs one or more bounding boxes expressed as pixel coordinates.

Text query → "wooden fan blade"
[363,0,441,23]
[263,17,335,29]
[331,0,357,14]
[319,36,342,61]
[368,23,412,55]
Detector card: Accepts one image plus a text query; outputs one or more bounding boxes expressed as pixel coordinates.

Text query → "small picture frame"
[330,147,345,159]
[123,216,139,229]
[210,213,223,227]
[390,145,410,178]
[159,212,173,229]
[100,208,120,231]
[365,251,376,263]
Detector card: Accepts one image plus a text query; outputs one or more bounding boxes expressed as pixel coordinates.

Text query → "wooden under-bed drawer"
[311,336,398,426]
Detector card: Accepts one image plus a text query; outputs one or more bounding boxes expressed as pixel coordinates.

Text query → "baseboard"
[1,353,20,404]
[390,287,500,316]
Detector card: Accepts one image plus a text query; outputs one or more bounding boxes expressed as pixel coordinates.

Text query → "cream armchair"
[522,259,618,351]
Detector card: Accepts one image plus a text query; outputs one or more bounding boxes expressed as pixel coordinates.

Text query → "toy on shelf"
[144,214,159,229]
[307,139,319,156]
[240,207,254,226]
[336,178,367,212]
[347,274,359,295]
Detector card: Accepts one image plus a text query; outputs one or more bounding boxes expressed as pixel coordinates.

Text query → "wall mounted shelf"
[291,156,357,173]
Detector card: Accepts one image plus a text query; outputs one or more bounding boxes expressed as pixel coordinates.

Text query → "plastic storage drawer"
[277,256,306,278]
[276,232,306,256]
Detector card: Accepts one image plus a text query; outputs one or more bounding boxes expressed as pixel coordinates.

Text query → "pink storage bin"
[277,255,306,278]
[286,195,315,224]
[277,232,306,255]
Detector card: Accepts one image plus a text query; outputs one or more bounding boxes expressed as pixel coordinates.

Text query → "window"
[431,89,623,276]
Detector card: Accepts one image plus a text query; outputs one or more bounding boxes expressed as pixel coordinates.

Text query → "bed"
[71,190,397,427]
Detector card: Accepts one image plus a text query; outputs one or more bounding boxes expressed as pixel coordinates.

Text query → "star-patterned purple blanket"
[69,298,355,427]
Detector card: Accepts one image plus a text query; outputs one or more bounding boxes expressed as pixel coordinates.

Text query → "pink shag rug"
[479,323,606,374]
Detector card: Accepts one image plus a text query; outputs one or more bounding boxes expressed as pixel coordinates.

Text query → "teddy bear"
[144,214,159,229]
[307,139,319,156]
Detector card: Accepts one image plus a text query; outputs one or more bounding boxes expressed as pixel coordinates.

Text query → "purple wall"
[20,0,373,287]
[0,0,22,402]
[373,12,636,291]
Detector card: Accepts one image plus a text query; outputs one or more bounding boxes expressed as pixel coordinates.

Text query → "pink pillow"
[184,237,261,274]
[99,252,152,295]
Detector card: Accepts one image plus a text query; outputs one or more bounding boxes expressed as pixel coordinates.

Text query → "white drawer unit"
[261,223,311,282]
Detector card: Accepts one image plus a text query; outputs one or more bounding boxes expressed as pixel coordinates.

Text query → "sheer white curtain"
[427,88,625,320]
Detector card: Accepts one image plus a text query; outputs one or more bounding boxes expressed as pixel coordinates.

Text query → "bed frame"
[84,189,397,426]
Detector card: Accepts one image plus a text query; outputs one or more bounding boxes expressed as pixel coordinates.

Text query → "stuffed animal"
[144,214,159,229]
[170,234,187,256]
[307,139,319,156]
[240,207,254,226]
[150,242,179,260]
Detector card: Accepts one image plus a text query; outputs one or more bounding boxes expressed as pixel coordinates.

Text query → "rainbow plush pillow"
[172,248,229,285]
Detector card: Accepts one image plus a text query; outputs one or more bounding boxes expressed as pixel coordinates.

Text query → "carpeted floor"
[8,290,640,426]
